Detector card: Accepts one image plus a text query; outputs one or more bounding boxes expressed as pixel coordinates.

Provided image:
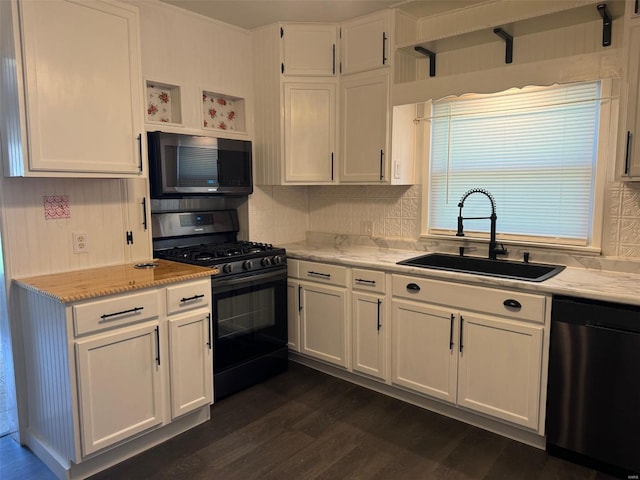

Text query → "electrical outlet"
[73,232,88,254]
[361,220,373,236]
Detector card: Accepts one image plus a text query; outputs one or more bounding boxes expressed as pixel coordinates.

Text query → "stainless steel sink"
[397,253,565,282]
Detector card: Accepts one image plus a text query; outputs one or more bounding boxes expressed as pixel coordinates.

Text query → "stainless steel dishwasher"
[546,295,640,477]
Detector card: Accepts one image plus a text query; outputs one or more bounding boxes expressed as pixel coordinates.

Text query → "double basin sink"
[397,253,565,282]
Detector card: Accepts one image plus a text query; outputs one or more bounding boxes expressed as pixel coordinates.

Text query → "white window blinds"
[428,81,601,246]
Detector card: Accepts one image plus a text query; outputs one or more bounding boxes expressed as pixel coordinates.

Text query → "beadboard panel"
[2,178,129,278]
[19,287,78,462]
[252,24,283,185]
[134,1,253,103]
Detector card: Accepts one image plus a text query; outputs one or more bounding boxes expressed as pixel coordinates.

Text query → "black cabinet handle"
[180,294,205,303]
[503,299,522,309]
[406,283,420,292]
[625,131,632,175]
[155,326,161,365]
[137,133,143,172]
[141,197,148,230]
[332,44,336,75]
[331,152,334,181]
[379,150,384,181]
[449,314,455,350]
[382,32,387,65]
[100,306,143,320]
[206,313,212,350]
[355,278,376,285]
[459,316,464,353]
[308,271,331,279]
[298,285,303,312]
[377,299,382,332]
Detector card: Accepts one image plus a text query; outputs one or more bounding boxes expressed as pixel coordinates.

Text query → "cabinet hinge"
[280,26,284,38]
[281,62,285,74]
[126,231,134,245]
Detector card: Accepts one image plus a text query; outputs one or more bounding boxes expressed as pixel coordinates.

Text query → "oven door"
[212,267,287,373]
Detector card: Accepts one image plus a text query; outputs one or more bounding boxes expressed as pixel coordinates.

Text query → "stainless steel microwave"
[147,132,253,198]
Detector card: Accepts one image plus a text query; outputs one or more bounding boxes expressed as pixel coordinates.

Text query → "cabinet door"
[299,282,348,367]
[284,82,336,183]
[341,11,390,75]
[457,313,542,429]
[287,279,300,352]
[75,322,162,456]
[623,22,640,178]
[281,24,337,76]
[19,0,142,175]
[168,310,213,419]
[391,300,458,403]
[340,72,389,183]
[352,292,385,380]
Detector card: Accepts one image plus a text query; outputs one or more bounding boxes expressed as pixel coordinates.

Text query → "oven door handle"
[212,268,287,287]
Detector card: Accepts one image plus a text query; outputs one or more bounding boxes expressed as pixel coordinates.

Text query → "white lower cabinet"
[295,261,349,368]
[17,277,212,476]
[392,301,457,403]
[456,313,542,429]
[75,322,163,456]
[391,274,546,431]
[168,309,213,419]
[351,268,386,380]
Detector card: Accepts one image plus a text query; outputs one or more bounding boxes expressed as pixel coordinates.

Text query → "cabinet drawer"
[287,259,300,279]
[392,275,546,324]
[299,261,347,287]
[166,279,211,315]
[352,268,385,293]
[73,290,160,336]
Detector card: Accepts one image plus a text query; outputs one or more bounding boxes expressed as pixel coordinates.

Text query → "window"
[426,81,607,249]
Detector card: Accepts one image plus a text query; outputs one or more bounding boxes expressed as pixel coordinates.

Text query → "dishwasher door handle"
[586,323,640,336]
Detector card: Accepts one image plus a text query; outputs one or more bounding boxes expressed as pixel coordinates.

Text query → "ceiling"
[159,0,487,30]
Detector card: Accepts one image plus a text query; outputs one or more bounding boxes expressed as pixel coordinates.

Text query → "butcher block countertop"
[14,259,216,303]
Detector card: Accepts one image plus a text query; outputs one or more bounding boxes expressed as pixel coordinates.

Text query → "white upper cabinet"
[281,24,338,76]
[284,81,336,182]
[340,71,389,183]
[253,23,337,185]
[1,0,143,177]
[622,9,640,180]
[341,10,391,75]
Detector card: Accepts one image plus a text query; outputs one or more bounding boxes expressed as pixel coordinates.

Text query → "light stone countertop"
[14,259,217,303]
[282,242,640,307]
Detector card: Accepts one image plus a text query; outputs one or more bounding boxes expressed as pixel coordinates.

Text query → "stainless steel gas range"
[152,210,288,401]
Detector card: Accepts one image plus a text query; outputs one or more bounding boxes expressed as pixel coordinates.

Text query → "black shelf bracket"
[597,3,612,47]
[493,28,513,64]
[414,46,436,77]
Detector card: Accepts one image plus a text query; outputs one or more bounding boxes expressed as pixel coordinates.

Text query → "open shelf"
[397,1,625,64]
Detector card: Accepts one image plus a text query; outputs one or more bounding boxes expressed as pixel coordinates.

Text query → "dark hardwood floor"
[0,362,622,479]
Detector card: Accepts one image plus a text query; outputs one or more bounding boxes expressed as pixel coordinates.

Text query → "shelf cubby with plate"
[201,90,246,133]
[145,80,182,125]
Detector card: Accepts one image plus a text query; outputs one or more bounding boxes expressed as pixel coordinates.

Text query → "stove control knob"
[272,255,283,265]
[242,260,253,270]
[222,263,233,273]
[261,257,272,266]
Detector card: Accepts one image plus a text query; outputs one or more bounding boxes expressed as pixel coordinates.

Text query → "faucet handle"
[494,243,508,257]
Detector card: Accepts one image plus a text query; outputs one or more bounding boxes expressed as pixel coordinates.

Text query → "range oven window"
[213,269,287,372]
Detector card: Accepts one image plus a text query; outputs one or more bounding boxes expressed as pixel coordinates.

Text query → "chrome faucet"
[456,188,507,260]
